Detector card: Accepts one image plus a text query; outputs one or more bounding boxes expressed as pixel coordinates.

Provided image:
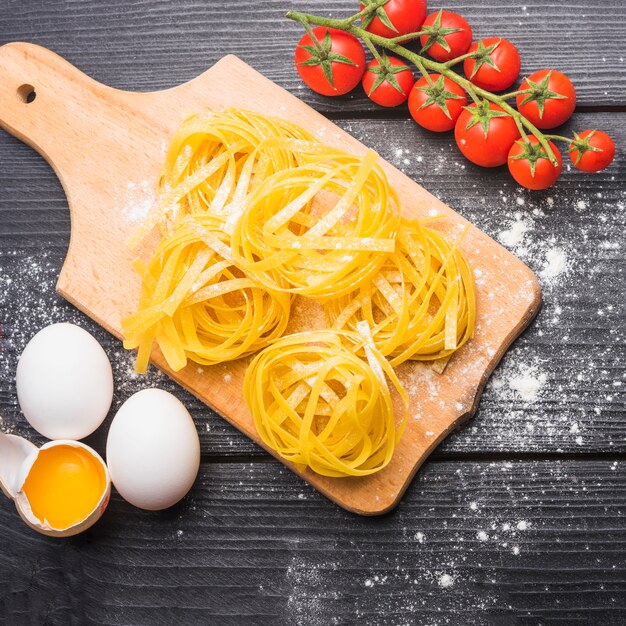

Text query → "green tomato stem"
[286,8,565,166]
[443,50,478,68]
[413,56,434,87]
[363,37,384,65]
[297,18,326,55]
[513,116,528,143]
[500,89,530,100]
[543,134,574,143]
[463,81,481,105]
[386,31,428,45]
[343,0,388,27]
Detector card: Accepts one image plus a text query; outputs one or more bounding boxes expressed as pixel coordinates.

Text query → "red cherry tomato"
[408,74,467,132]
[454,101,520,167]
[362,56,414,107]
[507,135,562,190]
[420,10,472,62]
[295,27,365,96]
[464,37,521,91]
[360,0,427,39]
[569,130,615,172]
[516,70,576,129]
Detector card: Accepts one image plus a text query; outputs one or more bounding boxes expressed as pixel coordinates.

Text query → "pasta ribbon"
[127,108,320,249]
[325,218,476,366]
[231,149,400,300]
[244,330,408,477]
[122,214,290,372]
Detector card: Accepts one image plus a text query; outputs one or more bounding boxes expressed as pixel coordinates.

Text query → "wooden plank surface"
[1,460,625,625]
[0,0,625,111]
[0,0,624,622]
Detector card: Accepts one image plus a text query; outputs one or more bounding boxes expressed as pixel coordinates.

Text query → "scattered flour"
[497,214,531,248]
[540,247,568,283]
[120,179,155,223]
[286,555,330,625]
[490,358,547,405]
[508,367,547,402]
[438,573,454,588]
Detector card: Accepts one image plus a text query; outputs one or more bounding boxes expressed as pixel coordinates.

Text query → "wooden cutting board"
[0,42,541,515]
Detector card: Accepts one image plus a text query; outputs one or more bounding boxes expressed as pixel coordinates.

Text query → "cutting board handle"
[0,42,120,172]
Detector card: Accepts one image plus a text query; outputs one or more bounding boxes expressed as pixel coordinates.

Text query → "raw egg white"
[106,389,200,510]
[16,323,113,440]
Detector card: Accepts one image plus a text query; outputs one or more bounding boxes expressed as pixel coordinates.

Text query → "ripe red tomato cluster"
[294,2,615,189]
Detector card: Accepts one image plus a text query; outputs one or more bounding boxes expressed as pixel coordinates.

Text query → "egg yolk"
[22,444,106,530]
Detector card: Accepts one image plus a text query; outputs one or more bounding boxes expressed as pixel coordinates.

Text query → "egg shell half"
[0,432,38,499]
[106,389,201,510]
[0,434,111,538]
[16,323,114,440]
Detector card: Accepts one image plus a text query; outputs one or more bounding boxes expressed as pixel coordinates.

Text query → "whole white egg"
[106,389,200,510]
[16,323,113,440]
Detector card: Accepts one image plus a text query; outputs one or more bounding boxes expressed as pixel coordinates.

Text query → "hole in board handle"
[17,84,36,104]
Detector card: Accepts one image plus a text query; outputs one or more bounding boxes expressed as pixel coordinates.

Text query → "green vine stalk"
[286,2,578,165]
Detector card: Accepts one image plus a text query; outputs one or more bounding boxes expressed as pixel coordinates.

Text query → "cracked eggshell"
[0,433,38,499]
[0,434,111,537]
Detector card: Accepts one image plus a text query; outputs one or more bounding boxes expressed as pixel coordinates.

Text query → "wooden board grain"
[0,42,541,514]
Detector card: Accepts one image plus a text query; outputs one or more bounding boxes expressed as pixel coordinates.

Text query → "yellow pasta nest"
[325,217,476,366]
[244,330,408,477]
[122,215,290,372]
[231,149,400,299]
[127,108,321,249]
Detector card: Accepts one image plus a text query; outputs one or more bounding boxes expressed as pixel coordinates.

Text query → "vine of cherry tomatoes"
[292,2,615,190]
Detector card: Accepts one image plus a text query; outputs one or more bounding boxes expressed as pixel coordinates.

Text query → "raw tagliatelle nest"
[325,217,476,367]
[231,149,400,299]
[122,107,476,477]
[122,215,290,373]
[244,330,408,477]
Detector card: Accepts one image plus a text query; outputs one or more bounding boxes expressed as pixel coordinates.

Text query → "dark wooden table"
[1,1,625,624]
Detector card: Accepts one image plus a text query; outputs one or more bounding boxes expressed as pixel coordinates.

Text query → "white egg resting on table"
[106,388,200,510]
[16,323,113,440]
